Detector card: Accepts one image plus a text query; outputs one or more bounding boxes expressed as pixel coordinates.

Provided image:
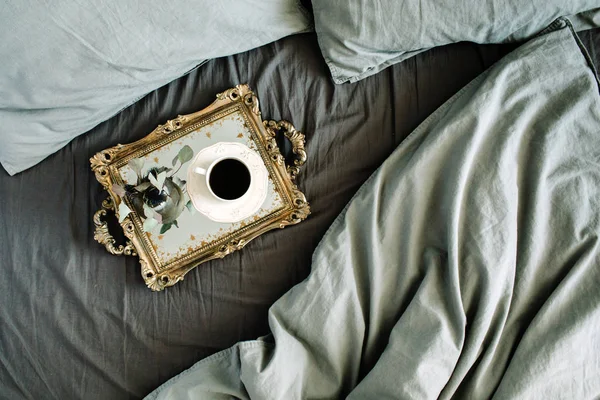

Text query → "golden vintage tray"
[90,84,310,291]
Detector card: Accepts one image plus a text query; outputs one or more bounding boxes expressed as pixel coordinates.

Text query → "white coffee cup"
[193,156,252,202]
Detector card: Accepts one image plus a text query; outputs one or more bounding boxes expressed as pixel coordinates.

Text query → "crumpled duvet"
[146,19,600,400]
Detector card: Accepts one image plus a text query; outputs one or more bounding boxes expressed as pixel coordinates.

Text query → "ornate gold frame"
[90,84,310,291]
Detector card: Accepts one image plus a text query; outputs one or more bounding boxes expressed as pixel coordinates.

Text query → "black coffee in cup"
[208,158,251,200]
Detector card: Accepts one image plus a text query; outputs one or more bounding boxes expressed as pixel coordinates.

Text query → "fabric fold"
[147,19,600,400]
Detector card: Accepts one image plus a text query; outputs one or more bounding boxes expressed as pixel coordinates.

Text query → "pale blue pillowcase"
[311,0,600,84]
[0,1,311,175]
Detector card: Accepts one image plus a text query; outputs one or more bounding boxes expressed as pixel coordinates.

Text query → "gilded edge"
[90,84,310,291]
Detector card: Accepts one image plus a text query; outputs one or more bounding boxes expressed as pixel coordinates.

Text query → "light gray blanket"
[147,19,600,399]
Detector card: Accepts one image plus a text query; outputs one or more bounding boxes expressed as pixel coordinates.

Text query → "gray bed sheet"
[0,30,598,399]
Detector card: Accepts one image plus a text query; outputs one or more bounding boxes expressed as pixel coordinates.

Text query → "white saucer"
[186,142,268,223]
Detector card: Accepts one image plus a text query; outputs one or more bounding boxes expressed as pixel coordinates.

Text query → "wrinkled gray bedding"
[146,21,600,399]
[1,30,598,399]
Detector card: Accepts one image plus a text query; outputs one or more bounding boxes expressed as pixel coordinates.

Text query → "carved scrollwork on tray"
[279,187,310,228]
[93,198,137,256]
[142,258,185,291]
[216,239,247,257]
[243,92,260,116]
[90,84,309,291]
[216,85,260,116]
[153,115,188,135]
[264,120,307,180]
[90,147,123,189]
[265,137,285,167]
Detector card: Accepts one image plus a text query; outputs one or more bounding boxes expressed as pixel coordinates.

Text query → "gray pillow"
[0,1,310,176]
[312,0,600,84]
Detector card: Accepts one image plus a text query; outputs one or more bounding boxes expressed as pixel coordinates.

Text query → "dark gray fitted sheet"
[1,30,598,399]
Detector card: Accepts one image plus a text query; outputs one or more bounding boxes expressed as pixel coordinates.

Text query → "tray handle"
[264,120,306,180]
[93,197,137,256]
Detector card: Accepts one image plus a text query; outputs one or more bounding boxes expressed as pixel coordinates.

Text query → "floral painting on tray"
[112,144,195,235]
